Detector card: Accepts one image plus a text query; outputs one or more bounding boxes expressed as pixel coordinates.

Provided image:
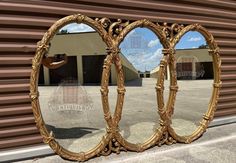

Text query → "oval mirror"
[30,14,115,161]
[118,26,164,148]
[38,22,107,152]
[167,25,221,143]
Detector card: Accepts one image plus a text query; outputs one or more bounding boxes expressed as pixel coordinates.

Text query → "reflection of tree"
[58,29,69,34]
[198,44,208,49]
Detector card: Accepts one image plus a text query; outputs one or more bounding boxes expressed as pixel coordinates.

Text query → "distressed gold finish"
[30,14,114,161]
[158,23,222,144]
[114,19,171,152]
[30,14,221,161]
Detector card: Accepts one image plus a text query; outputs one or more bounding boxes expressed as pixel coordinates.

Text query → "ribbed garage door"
[0,0,235,150]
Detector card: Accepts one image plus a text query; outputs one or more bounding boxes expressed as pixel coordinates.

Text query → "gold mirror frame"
[112,20,170,151]
[30,14,115,161]
[158,24,222,143]
[30,14,221,161]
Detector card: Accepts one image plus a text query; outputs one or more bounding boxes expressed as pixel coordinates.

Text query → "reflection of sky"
[60,23,95,33]
[61,24,206,72]
[119,28,163,72]
[175,31,206,49]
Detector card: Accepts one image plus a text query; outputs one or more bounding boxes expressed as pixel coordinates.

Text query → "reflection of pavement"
[38,78,213,152]
[171,80,213,135]
[171,119,197,136]
[120,122,157,144]
[68,128,106,152]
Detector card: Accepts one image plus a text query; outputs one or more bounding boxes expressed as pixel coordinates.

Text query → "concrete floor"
[15,123,236,163]
[37,78,214,153]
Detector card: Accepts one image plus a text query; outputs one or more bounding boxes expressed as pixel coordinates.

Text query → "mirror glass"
[38,23,108,152]
[108,63,118,116]
[118,27,163,143]
[164,58,170,108]
[171,31,213,135]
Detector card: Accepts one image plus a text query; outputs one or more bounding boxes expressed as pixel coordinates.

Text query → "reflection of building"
[138,71,150,78]
[150,66,160,78]
[39,32,139,85]
[167,48,213,80]
[150,48,213,80]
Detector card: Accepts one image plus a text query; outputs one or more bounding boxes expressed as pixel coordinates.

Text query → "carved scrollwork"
[96,18,111,30]
[157,22,185,41]
[96,18,129,39]
[100,138,127,156]
[157,132,176,147]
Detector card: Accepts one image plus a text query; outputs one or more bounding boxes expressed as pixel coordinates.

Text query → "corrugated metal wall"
[0,0,235,150]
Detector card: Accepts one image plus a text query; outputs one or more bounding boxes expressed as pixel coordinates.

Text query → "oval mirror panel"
[38,23,107,153]
[118,27,163,144]
[171,31,213,136]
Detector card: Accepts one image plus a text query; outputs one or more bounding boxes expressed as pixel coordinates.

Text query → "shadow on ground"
[124,78,143,87]
[45,124,99,139]
[81,78,144,87]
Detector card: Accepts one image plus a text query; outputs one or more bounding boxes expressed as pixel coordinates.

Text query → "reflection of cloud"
[188,37,201,42]
[148,48,162,60]
[124,48,163,71]
[148,39,159,47]
[60,23,95,33]
[120,27,164,71]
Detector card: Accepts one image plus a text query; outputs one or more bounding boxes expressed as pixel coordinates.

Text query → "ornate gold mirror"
[116,22,166,150]
[30,14,116,161]
[165,24,221,143]
[172,31,214,136]
[40,21,109,152]
[119,27,164,143]
[30,14,221,161]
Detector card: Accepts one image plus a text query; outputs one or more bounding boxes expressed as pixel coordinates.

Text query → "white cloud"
[188,37,201,42]
[125,48,163,71]
[60,23,95,33]
[144,48,162,64]
[148,39,159,47]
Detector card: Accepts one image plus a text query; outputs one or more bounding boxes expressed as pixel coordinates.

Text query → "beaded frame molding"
[30,14,221,161]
